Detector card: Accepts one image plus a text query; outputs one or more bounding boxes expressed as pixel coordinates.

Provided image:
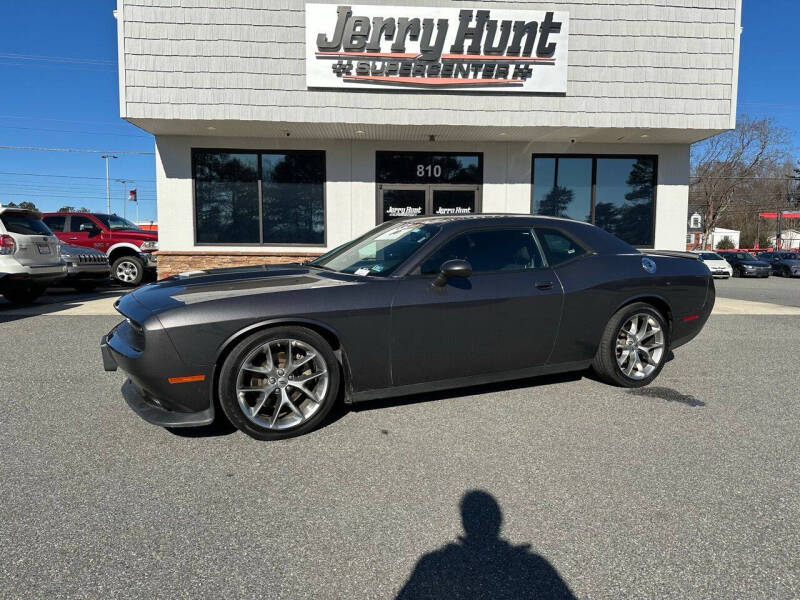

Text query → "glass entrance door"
[431,187,477,217]
[379,185,480,223]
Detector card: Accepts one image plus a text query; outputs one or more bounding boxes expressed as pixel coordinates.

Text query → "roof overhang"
[127,118,723,145]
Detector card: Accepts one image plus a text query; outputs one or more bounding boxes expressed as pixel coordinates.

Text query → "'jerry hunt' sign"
[305,4,568,93]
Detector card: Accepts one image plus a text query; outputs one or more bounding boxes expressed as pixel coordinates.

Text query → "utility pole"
[101,155,118,214]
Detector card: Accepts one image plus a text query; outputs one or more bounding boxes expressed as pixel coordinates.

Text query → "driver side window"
[69,215,96,232]
[419,228,543,275]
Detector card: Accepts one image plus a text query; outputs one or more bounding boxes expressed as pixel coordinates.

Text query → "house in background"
[685,211,740,250]
[768,229,800,250]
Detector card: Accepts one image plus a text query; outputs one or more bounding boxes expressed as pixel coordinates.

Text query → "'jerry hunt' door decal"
[305,4,568,93]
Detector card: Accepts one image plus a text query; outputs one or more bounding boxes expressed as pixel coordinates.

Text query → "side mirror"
[432,259,472,287]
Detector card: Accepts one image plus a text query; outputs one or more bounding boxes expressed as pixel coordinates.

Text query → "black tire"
[2,284,44,305]
[219,326,341,441]
[73,281,98,292]
[591,302,669,388]
[111,255,144,286]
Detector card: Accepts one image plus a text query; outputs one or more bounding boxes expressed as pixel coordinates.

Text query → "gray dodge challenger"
[101,215,714,440]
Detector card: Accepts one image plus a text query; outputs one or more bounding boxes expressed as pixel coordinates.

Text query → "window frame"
[191,148,327,247]
[407,225,550,277]
[531,153,659,249]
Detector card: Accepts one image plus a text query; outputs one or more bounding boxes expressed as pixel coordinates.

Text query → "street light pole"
[101,154,118,213]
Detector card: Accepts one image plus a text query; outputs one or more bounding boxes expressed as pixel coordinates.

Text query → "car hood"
[110,230,157,242]
[739,260,771,267]
[778,259,800,266]
[117,264,363,318]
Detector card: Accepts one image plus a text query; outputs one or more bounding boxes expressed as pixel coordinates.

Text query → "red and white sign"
[305,4,569,93]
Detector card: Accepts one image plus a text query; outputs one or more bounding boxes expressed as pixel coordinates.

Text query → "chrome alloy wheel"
[615,313,665,380]
[235,338,329,430]
[116,259,140,283]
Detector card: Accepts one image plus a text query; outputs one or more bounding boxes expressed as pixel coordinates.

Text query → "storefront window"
[193,150,325,245]
[261,153,325,244]
[532,155,656,246]
[195,152,259,244]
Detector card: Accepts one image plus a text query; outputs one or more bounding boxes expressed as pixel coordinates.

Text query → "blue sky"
[0,0,797,223]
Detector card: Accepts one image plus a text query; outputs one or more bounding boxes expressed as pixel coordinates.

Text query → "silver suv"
[0,206,66,304]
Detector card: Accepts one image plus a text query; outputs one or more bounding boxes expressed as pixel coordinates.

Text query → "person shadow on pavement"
[396,490,576,600]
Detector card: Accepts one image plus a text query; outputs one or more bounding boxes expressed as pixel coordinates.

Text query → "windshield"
[310,222,440,276]
[1,212,52,236]
[94,214,141,231]
[699,252,721,261]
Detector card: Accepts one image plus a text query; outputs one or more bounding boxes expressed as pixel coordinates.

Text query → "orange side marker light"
[168,375,206,384]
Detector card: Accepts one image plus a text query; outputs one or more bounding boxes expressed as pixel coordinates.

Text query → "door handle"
[68,236,78,240]
[534,281,554,291]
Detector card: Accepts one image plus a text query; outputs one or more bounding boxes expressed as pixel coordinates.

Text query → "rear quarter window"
[536,228,587,266]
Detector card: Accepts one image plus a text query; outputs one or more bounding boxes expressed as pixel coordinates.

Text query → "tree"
[690,115,791,249]
[58,206,76,212]
[716,236,735,250]
[537,185,573,217]
[18,201,38,211]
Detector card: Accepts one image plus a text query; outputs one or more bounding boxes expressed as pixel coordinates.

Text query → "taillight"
[0,234,15,255]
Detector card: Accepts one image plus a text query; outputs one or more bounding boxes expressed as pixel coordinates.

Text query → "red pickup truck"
[42,212,157,285]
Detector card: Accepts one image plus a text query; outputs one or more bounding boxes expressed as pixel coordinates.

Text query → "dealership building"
[114,0,742,277]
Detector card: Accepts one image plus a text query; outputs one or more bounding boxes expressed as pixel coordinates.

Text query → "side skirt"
[349,360,592,404]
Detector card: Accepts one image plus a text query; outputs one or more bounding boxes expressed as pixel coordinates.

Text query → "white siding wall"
[121,0,739,132]
[156,135,689,253]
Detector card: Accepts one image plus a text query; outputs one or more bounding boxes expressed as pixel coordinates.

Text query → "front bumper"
[141,251,158,269]
[101,317,214,428]
[66,263,111,280]
[740,268,770,277]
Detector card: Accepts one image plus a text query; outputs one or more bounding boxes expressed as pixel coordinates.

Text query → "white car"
[0,206,66,304]
[692,250,733,278]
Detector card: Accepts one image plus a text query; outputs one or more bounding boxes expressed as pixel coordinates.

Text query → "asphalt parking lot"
[2,278,799,599]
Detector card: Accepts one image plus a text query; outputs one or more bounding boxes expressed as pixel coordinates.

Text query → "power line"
[0,170,155,182]
[0,115,130,126]
[0,190,155,202]
[0,52,116,65]
[0,124,151,138]
[0,145,154,155]
[0,61,117,73]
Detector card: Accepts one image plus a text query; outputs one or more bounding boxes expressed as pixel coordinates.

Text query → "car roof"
[0,206,38,217]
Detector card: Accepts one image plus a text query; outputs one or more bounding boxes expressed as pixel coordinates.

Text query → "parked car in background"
[59,244,111,291]
[718,251,771,278]
[0,206,65,304]
[691,250,733,278]
[42,212,157,286]
[757,252,800,278]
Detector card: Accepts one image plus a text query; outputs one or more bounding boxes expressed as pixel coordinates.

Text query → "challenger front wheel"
[219,326,340,440]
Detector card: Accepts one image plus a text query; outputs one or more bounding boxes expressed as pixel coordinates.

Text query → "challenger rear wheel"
[592,303,668,388]
[219,326,340,440]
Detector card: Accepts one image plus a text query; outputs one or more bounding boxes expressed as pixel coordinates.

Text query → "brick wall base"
[156,251,323,279]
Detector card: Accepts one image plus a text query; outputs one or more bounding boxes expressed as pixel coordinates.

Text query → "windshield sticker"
[371,264,384,272]
[354,268,371,276]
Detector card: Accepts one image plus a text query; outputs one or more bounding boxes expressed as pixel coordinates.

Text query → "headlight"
[140,241,158,251]
[743,264,754,268]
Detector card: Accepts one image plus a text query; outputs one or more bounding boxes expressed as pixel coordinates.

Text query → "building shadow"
[396,490,576,600]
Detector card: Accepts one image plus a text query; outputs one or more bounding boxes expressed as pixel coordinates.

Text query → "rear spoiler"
[644,249,699,260]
